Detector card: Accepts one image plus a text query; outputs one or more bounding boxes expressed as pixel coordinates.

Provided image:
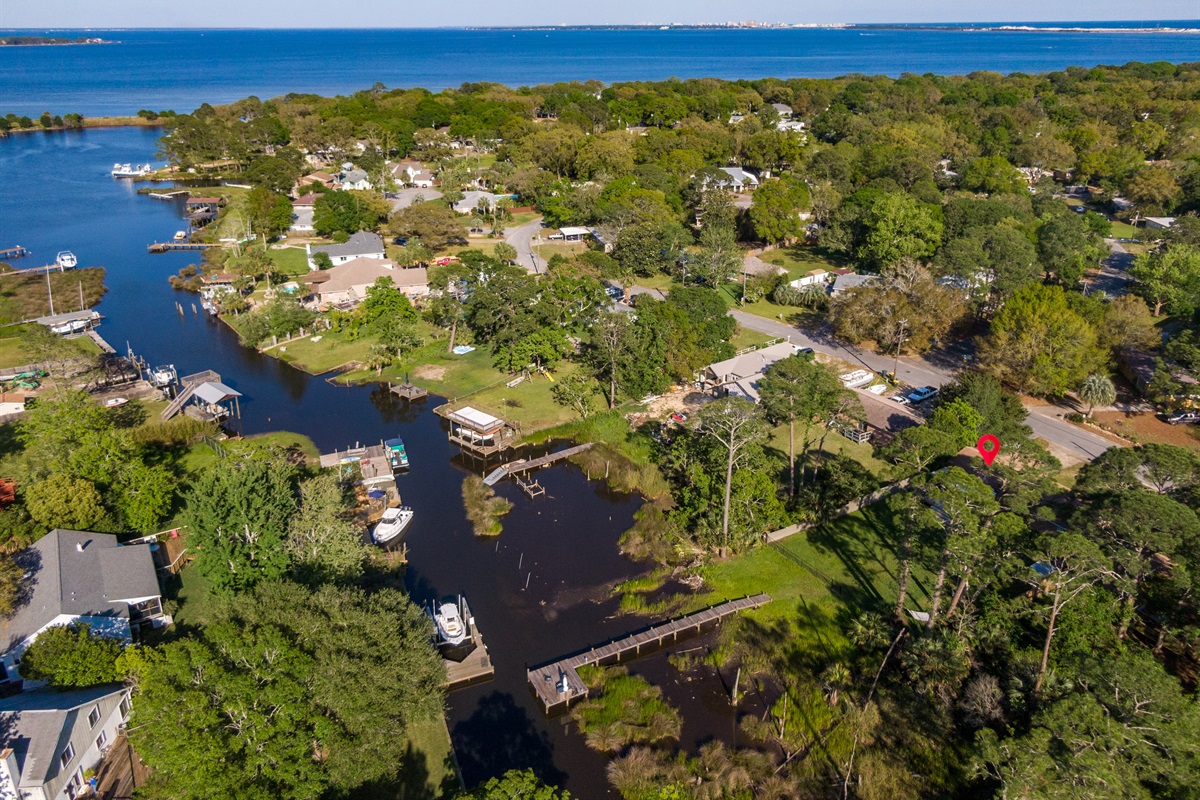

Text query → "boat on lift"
[55,251,77,270]
[371,506,414,545]
[149,364,177,388]
[430,598,468,646]
[111,163,153,178]
[384,437,410,471]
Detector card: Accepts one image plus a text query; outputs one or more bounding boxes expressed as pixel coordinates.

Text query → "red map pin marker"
[977,435,1000,466]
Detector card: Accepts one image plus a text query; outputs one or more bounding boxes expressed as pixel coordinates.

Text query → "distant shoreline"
[0,36,114,47]
[1,117,164,135]
[452,22,1200,34]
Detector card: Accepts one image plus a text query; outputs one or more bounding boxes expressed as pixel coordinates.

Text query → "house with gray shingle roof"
[306,231,386,270]
[339,168,373,191]
[1,530,163,689]
[0,684,132,800]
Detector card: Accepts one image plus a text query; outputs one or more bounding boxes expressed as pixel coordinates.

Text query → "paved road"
[1087,238,1134,297]
[506,217,545,275]
[728,309,1117,465]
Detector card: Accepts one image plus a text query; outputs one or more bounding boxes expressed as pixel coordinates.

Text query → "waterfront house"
[0,684,132,800]
[702,342,809,403]
[184,196,224,226]
[305,258,429,306]
[340,169,373,192]
[306,231,385,269]
[1,530,163,690]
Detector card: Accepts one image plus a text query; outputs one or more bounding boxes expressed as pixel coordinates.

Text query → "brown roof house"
[305,258,429,307]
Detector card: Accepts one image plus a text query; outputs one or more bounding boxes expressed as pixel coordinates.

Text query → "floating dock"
[527,594,771,714]
[443,596,495,690]
[483,442,594,486]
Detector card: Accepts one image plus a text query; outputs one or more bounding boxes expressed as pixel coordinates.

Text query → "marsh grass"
[461,475,512,536]
[572,666,682,752]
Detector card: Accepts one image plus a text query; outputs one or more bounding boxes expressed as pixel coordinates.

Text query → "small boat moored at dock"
[371,505,413,544]
[149,364,178,389]
[431,598,469,646]
[111,163,153,178]
[55,251,77,270]
[384,437,410,470]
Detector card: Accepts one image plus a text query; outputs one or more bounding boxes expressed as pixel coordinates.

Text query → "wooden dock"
[483,442,594,486]
[148,241,217,253]
[527,593,771,713]
[390,382,428,400]
[443,597,496,690]
[0,246,29,260]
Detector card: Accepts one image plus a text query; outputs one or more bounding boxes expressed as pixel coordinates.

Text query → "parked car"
[1167,411,1200,425]
[605,286,623,299]
[670,412,688,423]
[891,394,911,405]
[907,386,940,403]
[392,236,408,246]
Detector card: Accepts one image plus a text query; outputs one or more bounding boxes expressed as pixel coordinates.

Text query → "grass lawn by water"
[696,503,932,659]
[0,329,102,369]
[1109,221,1141,240]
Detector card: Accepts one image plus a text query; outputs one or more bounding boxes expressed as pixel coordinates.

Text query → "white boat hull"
[371,506,413,544]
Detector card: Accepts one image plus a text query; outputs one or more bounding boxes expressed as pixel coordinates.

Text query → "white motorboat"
[150,364,177,388]
[371,506,413,544]
[432,600,468,646]
[55,251,77,270]
[111,163,152,178]
[104,397,128,407]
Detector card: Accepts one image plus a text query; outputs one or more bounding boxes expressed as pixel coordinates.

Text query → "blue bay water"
[1,24,1198,116]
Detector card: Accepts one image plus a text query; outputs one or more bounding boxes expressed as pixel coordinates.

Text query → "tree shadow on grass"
[353,740,445,800]
[450,691,565,791]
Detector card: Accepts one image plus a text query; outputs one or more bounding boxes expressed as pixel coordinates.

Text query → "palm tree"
[1079,373,1116,418]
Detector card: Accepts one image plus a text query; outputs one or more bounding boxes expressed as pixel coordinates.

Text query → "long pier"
[148,242,218,253]
[483,442,594,486]
[527,593,771,713]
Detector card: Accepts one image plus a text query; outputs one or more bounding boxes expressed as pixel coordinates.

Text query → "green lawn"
[764,422,890,478]
[730,327,775,350]
[275,329,386,375]
[757,246,841,280]
[696,504,932,659]
[177,430,319,475]
[395,718,458,799]
[1109,221,1141,240]
[0,330,102,369]
[268,247,311,277]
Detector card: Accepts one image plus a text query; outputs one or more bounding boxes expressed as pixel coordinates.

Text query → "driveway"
[389,188,443,213]
[506,217,545,274]
[727,308,1117,465]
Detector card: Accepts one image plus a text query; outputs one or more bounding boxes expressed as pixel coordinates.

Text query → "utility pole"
[892,318,908,383]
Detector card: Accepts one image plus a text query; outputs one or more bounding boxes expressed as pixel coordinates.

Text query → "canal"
[0,127,756,797]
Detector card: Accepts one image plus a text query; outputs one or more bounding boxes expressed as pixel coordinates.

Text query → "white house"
[1,530,163,689]
[306,231,386,269]
[0,685,132,800]
[305,258,429,306]
[788,269,830,289]
[716,167,759,192]
[1145,216,1177,231]
[340,168,373,192]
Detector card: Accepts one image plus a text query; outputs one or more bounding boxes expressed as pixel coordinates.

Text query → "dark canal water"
[0,127,758,797]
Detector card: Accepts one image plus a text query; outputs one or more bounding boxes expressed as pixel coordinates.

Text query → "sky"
[1,0,1197,29]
